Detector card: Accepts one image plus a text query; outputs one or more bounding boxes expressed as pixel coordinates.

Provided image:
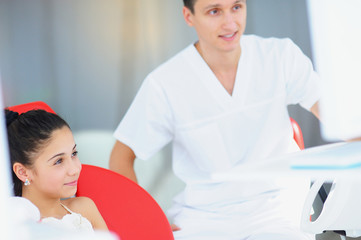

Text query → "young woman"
[5,108,108,232]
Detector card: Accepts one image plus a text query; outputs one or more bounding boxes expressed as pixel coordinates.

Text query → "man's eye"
[233,5,242,11]
[209,9,218,15]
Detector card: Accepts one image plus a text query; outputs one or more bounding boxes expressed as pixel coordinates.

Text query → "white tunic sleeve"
[114,75,174,160]
[282,38,321,110]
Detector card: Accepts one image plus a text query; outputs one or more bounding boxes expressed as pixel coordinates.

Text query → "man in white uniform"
[110,0,320,239]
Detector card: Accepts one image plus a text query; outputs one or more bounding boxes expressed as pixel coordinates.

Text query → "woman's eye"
[72,151,78,157]
[233,5,242,11]
[55,158,63,165]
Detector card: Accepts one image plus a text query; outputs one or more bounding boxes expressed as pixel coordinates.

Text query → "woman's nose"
[68,159,81,175]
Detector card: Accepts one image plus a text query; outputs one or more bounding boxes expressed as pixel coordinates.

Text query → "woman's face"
[26,126,82,199]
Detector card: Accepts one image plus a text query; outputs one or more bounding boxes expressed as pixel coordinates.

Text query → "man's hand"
[348,137,361,142]
[171,224,181,232]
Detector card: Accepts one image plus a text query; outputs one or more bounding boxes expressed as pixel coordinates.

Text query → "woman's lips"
[64,180,78,186]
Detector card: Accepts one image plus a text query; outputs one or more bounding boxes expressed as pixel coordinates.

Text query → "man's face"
[183,0,247,53]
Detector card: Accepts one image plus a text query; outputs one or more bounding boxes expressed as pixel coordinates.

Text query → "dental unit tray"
[290,141,361,170]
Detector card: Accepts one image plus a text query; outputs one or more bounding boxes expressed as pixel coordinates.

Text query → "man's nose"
[222,12,237,30]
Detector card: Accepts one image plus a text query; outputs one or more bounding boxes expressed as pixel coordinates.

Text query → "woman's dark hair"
[5,109,70,196]
[183,0,196,14]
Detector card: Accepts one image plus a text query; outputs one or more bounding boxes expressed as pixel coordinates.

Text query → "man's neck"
[195,42,241,95]
[195,41,241,74]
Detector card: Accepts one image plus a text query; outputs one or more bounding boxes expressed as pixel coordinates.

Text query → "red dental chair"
[76,164,174,240]
[6,101,56,114]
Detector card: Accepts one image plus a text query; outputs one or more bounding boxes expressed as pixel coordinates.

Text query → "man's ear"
[183,6,194,27]
[13,163,31,184]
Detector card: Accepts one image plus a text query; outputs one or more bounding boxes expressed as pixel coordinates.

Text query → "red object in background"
[6,101,56,114]
[291,117,305,150]
[77,164,174,240]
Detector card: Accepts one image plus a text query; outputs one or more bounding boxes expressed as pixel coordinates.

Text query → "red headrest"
[6,101,56,114]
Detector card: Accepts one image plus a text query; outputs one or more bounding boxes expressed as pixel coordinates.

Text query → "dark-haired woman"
[5,109,108,232]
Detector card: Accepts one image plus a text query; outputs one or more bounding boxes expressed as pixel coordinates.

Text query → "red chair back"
[290,117,305,150]
[7,101,56,114]
[76,164,174,240]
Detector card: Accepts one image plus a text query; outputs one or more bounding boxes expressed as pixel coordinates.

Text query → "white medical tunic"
[114,35,320,239]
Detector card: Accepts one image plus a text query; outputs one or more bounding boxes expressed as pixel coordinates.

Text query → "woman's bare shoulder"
[62,196,96,213]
